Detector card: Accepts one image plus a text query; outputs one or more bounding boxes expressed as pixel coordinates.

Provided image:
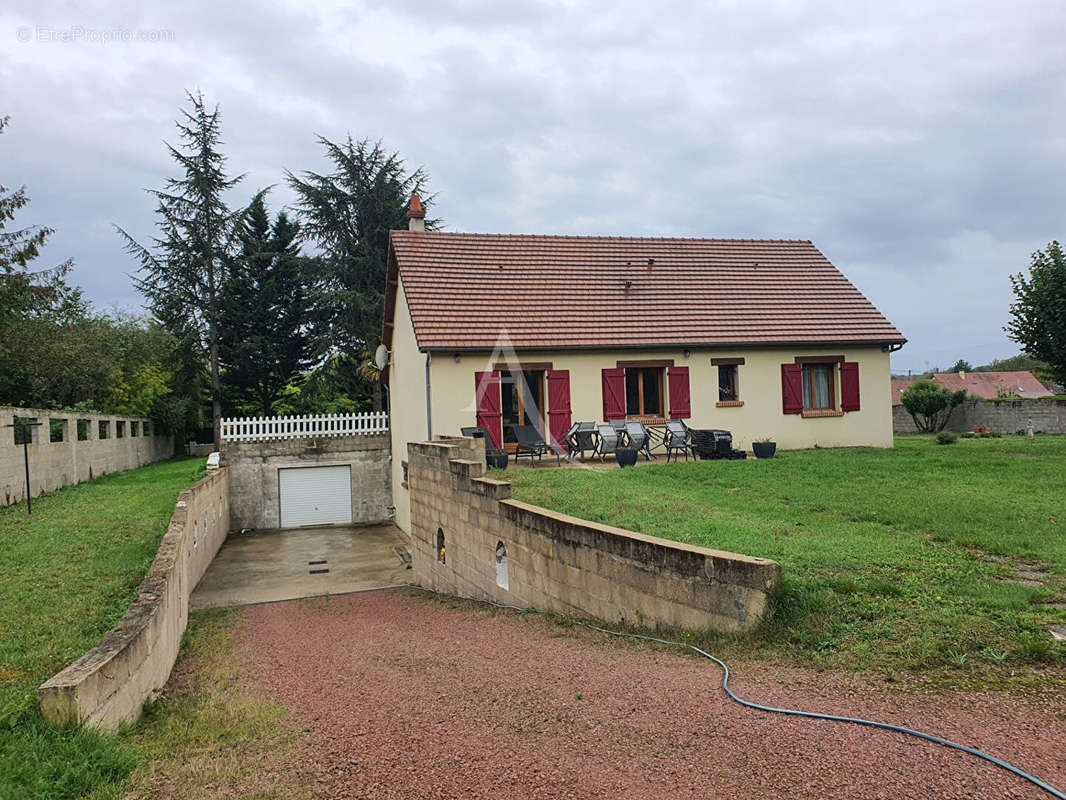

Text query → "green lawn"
[0,457,204,800]
[505,436,1066,683]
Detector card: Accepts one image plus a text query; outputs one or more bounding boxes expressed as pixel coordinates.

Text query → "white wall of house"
[388,281,429,534]
[429,345,893,451]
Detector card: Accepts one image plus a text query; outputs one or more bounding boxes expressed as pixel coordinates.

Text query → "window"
[625,367,663,417]
[802,363,835,410]
[98,421,110,439]
[116,421,125,438]
[130,421,139,437]
[77,419,90,440]
[500,370,545,445]
[436,528,446,564]
[719,365,738,401]
[49,419,67,443]
[143,421,152,437]
[12,417,37,445]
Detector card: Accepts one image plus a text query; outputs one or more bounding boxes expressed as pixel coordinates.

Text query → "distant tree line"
[2,94,437,446]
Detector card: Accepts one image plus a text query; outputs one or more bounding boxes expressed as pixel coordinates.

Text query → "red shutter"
[840,362,860,412]
[668,366,691,419]
[474,371,503,449]
[782,364,802,414]
[547,370,572,453]
[601,368,625,420]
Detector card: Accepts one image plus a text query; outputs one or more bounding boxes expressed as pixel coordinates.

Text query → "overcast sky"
[3,0,1065,374]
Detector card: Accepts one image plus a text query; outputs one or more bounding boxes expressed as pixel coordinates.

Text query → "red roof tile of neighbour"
[932,371,1052,401]
[386,232,906,351]
[891,372,1052,405]
[891,379,916,406]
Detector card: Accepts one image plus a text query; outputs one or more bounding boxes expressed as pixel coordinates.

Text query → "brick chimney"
[407,193,426,232]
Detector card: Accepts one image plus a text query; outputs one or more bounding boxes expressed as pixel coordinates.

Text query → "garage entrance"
[278,465,353,528]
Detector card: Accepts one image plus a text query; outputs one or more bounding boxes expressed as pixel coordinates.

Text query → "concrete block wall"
[38,467,230,730]
[893,397,1066,435]
[0,406,173,507]
[409,437,781,634]
[223,434,391,530]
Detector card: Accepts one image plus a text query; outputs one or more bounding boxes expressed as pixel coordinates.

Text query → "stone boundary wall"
[409,437,781,634]
[38,468,230,731]
[223,434,391,530]
[0,406,173,507]
[893,396,1066,435]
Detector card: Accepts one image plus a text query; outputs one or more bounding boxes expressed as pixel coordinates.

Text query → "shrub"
[936,431,959,445]
[901,381,968,432]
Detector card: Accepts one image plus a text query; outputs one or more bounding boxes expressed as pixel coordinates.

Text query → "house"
[892,372,1053,405]
[383,197,905,533]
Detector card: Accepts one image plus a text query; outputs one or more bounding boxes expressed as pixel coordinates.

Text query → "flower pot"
[752,441,776,459]
[615,447,639,468]
[486,451,509,469]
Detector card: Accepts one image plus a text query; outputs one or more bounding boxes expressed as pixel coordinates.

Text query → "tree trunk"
[210,333,222,447]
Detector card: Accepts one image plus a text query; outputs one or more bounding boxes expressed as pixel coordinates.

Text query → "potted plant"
[752,437,776,459]
[486,449,509,469]
[615,447,639,468]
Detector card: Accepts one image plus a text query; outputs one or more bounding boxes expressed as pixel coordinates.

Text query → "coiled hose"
[408,585,1065,799]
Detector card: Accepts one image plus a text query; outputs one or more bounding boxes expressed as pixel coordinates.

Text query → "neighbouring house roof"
[891,372,1053,405]
[384,231,906,352]
[891,379,915,407]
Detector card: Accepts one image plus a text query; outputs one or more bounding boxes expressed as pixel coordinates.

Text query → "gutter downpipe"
[425,351,433,440]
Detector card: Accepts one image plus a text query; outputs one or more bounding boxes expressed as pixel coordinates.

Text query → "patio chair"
[512,424,559,467]
[594,423,622,462]
[624,420,655,461]
[566,422,598,461]
[664,420,693,463]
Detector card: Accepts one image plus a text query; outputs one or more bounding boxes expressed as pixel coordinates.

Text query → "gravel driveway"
[234,590,1066,800]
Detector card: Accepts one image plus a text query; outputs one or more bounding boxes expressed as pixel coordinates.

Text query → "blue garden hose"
[407,585,1066,799]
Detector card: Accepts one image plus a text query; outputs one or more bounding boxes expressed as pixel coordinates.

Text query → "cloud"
[3,0,1065,370]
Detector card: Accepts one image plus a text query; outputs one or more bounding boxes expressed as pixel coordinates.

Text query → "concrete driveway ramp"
[191,524,410,610]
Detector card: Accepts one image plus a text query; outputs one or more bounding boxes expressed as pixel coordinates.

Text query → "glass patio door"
[500,370,545,445]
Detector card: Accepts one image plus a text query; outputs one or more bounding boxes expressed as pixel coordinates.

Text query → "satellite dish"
[374,343,389,371]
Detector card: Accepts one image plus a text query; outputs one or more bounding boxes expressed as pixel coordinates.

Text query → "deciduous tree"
[1007,241,1066,386]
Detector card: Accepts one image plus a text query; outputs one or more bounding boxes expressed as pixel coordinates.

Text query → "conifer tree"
[218,193,315,416]
[117,92,243,445]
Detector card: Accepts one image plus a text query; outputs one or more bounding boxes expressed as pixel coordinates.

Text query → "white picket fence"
[220,411,389,442]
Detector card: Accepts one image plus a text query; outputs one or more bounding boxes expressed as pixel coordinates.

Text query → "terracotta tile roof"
[387,232,905,351]
[932,371,1053,401]
[891,372,1052,405]
[891,379,916,406]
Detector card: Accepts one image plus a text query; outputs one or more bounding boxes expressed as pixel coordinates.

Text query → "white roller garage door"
[278,465,353,528]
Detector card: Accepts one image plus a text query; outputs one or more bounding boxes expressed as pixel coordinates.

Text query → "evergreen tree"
[287,137,436,409]
[218,193,315,416]
[0,114,82,404]
[117,92,243,445]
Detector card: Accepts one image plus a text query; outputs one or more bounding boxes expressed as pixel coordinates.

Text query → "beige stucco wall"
[38,467,229,731]
[409,437,781,633]
[0,406,173,507]
[388,281,429,533]
[428,345,894,451]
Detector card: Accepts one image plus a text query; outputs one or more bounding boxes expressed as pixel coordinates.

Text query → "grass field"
[506,435,1066,684]
[0,457,204,800]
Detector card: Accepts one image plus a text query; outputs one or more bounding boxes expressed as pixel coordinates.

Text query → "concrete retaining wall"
[223,435,391,530]
[409,437,781,634]
[38,468,230,731]
[0,406,173,507]
[893,396,1066,434]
